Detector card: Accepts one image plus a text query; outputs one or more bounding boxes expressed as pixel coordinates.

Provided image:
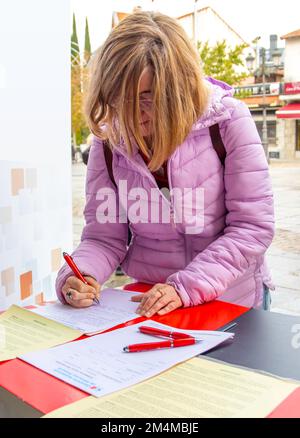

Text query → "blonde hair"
[85,11,209,171]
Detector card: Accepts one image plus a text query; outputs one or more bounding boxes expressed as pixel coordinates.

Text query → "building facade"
[177,6,246,48]
[276,30,300,160]
[235,34,284,160]
[235,82,282,158]
[236,32,300,161]
[111,8,299,160]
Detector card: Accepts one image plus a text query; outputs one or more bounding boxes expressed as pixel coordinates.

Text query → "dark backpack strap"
[209,124,226,166]
[82,145,91,165]
[103,126,226,187]
[103,139,117,188]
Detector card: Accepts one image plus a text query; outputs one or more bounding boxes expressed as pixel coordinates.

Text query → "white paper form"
[31,289,140,335]
[20,321,234,397]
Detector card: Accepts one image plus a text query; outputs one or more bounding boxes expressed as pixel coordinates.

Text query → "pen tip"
[123,347,129,352]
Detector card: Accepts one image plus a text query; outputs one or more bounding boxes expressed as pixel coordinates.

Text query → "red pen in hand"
[63,252,99,304]
[123,337,198,353]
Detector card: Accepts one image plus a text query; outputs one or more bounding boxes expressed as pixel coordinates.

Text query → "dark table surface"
[207,308,300,381]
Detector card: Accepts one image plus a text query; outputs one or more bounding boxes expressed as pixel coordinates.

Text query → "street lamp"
[247,39,269,162]
[260,47,269,162]
[246,53,255,72]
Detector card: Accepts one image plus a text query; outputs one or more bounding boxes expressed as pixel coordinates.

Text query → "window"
[255,121,277,142]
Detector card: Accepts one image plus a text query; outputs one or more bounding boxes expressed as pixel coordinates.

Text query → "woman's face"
[138,67,154,138]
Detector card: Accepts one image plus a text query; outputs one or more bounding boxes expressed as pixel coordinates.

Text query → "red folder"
[0,283,298,417]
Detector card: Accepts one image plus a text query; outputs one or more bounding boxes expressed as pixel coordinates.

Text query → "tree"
[71,64,86,148]
[71,13,80,67]
[71,13,89,148]
[84,17,91,66]
[198,40,249,86]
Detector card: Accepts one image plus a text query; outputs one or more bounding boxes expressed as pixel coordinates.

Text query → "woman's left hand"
[131,283,183,317]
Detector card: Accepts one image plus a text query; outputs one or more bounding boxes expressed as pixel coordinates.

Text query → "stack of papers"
[20,321,234,397]
[43,357,300,418]
[31,288,141,334]
[0,305,82,361]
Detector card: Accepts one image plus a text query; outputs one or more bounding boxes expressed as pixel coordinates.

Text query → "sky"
[71,0,300,53]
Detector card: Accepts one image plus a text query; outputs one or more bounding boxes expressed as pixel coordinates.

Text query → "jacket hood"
[191,77,235,132]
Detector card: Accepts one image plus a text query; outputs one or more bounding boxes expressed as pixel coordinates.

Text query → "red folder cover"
[1,282,296,417]
[268,388,300,418]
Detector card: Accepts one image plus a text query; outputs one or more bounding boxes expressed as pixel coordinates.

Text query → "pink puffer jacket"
[56,78,275,308]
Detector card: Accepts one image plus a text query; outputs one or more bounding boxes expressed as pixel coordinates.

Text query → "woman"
[56,11,275,316]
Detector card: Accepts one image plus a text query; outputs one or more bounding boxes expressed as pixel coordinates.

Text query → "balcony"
[234,82,283,98]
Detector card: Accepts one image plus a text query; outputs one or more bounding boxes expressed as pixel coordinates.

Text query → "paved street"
[72,163,133,291]
[72,160,300,314]
[266,162,300,315]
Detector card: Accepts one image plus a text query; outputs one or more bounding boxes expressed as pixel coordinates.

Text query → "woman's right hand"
[61,275,101,308]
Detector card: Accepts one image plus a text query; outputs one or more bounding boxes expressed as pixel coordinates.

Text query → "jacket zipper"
[166,158,176,230]
[168,157,190,265]
[117,145,176,229]
[116,145,190,264]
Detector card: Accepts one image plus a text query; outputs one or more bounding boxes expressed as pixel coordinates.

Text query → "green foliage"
[198,40,249,86]
[71,13,80,67]
[71,13,90,146]
[84,17,91,65]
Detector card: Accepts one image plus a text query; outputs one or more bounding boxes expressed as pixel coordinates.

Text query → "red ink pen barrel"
[123,337,197,353]
[63,252,99,304]
[139,325,195,340]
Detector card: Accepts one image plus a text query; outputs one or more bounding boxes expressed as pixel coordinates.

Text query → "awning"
[276,103,300,119]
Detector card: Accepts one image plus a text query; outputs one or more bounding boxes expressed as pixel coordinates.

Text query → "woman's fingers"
[84,276,101,296]
[131,294,145,302]
[70,276,99,297]
[136,284,170,316]
[62,275,100,308]
[132,283,183,317]
[157,301,178,316]
[66,297,95,308]
[65,276,94,294]
[142,295,173,317]
[62,287,96,302]
[131,287,164,308]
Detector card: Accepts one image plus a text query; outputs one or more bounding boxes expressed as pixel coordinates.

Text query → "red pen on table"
[63,252,99,304]
[123,325,202,353]
[123,337,198,353]
[138,325,195,340]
